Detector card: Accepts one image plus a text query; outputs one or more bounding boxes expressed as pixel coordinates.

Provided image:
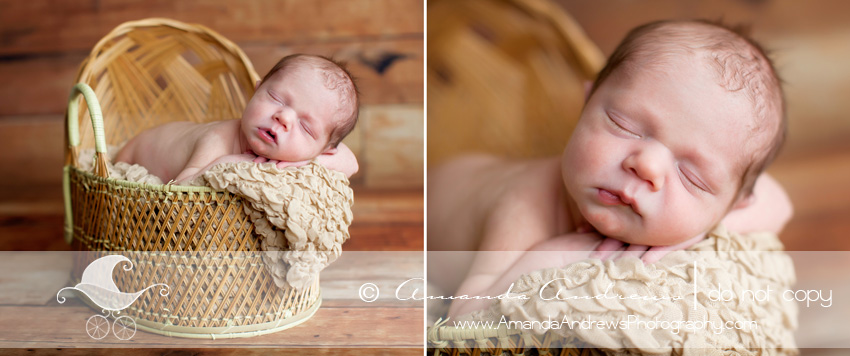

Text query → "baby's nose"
[274,107,296,130]
[623,146,668,192]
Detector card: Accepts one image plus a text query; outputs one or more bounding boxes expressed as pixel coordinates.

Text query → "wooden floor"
[0,187,424,354]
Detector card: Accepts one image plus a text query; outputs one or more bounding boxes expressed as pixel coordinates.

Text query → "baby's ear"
[731,193,756,211]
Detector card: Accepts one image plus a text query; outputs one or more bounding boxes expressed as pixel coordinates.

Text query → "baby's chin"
[586,212,697,246]
[247,142,281,160]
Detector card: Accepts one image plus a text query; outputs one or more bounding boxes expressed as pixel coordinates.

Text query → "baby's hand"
[590,234,705,264]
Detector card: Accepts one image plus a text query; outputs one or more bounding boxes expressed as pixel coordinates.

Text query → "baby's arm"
[173,153,257,184]
[313,143,358,177]
[447,159,574,317]
[114,136,137,164]
[720,173,793,234]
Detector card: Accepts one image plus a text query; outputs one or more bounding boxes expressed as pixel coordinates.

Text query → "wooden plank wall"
[0,0,424,208]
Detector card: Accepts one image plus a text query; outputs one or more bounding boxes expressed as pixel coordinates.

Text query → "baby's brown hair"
[589,19,786,202]
[260,54,360,149]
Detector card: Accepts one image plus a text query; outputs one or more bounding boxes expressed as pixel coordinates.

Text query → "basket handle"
[67,83,109,178]
[64,83,108,245]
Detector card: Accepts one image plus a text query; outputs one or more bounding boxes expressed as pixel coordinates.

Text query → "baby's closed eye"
[301,121,315,138]
[677,164,713,194]
[607,112,641,138]
[268,90,285,105]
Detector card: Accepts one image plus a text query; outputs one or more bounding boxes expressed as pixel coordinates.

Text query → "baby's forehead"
[277,63,355,118]
[289,61,356,116]
[633,24,780,120]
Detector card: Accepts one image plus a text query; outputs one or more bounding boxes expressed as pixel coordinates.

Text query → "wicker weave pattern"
[71,18,258,154]
[64,18,321,337]
[67,167,318,329]
[427,0,604,165]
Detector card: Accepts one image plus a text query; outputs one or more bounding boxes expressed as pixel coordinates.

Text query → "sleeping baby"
[116,54,360,183]
[428,20,794,317]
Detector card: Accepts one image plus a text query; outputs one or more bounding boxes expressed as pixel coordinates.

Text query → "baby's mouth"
[597,188,641,216]
[258,127,277,144]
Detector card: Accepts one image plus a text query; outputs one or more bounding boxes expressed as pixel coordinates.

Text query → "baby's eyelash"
[268,92,285,105]
[608,114,641,138]
[679,167,708,193]
[301,121,315,138]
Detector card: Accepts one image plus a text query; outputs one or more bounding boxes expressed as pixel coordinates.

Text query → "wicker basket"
[63,18,321,338]
[427,0,604,166]
[428,0,608,354]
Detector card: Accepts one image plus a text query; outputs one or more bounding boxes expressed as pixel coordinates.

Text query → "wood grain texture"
[0,348,423,355]
[361,105,424,188]
[0,116,65,188]
[0,0,423,56]
[0,40,422,117]
[0,304,422,347]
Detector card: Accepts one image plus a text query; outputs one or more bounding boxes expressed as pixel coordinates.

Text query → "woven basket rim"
[67,164,218,193]
[133,297,321,339]
[76,17,260,88]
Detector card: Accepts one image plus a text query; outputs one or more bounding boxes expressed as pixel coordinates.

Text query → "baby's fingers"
[590,237,625,260]
[641,246,675,264]
[619,244,650,260]
[276,160,311,169]
[253,156,268,163]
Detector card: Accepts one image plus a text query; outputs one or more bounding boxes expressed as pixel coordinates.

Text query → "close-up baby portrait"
[427,0,849,355]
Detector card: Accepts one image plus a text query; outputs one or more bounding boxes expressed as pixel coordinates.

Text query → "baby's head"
[561,20,786,245]
[241,54,359,162]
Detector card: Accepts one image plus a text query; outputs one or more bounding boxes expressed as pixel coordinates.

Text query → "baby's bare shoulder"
[482,158,566,248]
[123,121,228,181]
[182,120,240,164]
[429,154,565,252]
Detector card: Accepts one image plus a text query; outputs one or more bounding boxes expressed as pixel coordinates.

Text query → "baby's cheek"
[564,142,598,176]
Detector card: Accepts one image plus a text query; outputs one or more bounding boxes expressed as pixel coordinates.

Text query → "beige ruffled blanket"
[200,162,353,291]
[81,150,353,292]
[459,226,798,355]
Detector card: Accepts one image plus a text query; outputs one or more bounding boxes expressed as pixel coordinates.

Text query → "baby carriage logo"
[56,255,170,340]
